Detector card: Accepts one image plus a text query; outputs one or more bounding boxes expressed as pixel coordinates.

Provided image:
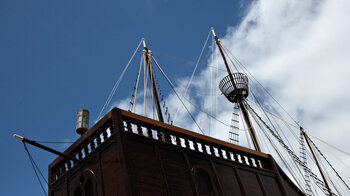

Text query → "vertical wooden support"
[65,177,69,196]
[183,152,199,196]
[97,152,106,196]
[233,166,247,196]
[111,108,135,196]
[256,173,267,196]
[154,144,170,196]
[209,160,224,196]
[268,155,289,196]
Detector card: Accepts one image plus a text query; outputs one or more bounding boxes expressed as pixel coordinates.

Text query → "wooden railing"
[49,113,115,182]
[49,108,271,184]
[121,110,271,170]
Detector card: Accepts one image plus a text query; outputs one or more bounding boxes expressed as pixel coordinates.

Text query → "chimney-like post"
[76,105,89,135]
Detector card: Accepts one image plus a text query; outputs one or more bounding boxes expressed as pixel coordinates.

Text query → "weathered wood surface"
[49,107,304,196]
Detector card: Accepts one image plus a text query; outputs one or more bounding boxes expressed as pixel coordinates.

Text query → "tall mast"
[211,28,261,152]
[142,39,164,122]
[300,126,332,195]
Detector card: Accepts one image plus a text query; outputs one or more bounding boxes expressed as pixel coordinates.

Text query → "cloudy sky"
[1,0,350,195]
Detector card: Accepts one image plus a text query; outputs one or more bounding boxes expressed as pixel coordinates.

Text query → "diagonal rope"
[173,30,212,123]
[151,56,205,134]
[97,40,143,120]
[247,103,336,195]
[306,134,350,191]
[307,133,350,158]
[23,142,48,196]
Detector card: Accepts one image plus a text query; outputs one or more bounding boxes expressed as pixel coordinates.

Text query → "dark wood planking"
[259,174,282,196]
[238,168,265,196]
[99,145,118,196]
[127,138,164,195]
[214,163,243,196]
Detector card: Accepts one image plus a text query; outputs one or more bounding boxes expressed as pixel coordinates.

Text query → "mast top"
[211,27,217,37]
[142,38,147,48]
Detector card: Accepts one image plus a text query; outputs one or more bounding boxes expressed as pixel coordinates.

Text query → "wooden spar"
[211,28,261,152]
[300,127,333,195]
[142,39,164,122]
[13,134,81,163]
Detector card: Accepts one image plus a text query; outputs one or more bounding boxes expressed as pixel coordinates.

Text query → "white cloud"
[203,0,350,194]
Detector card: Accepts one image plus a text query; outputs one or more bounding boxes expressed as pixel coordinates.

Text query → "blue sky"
[0,0,250,195]
[3,0,350,195]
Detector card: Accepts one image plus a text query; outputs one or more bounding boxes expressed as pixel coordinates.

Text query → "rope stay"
[151,55,205,134]
[23,142,48,196]
[173,29,212,123]
[129,55,143,112]
[97,40,143,121]
[306,134,350,191]
[246,103,336,195]
[308,133,350,158]
[153,71,172,124]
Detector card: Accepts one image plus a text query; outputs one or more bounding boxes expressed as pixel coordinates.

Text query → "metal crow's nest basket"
[219,73,249,103]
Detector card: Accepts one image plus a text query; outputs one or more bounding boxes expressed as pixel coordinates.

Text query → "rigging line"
[251,113,306,191]
[247,103,335,195]
[35,141,74,143]
[242,68,301,146]
[307,133,350,158]
[314,147,342,195]
[250,106,309,191]
[181,92,231,128]
[220,42,241,73]
[247,77,301,143]
[247,92,298,154]
[221,43,299,125]
[222,45,300,143]
[252,112,320,195]
[238,107,252,148]
[151,51,227,72]
[173,30,212,123]
[247,75,301,146]
[247,90,288,147]
[306,134,350,190]
[323,144,350,172]
[23,142,48,185]
[23,142,48,196]
[151,56,205,134]
[97,39,143,120]
[168,76,222,96]
[246,80,299,129]
[132,55,144,113]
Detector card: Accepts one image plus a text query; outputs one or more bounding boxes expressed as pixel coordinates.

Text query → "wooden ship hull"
[49,108,303,196]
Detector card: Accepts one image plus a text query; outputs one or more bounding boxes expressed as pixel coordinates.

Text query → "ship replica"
[15,28,349,196]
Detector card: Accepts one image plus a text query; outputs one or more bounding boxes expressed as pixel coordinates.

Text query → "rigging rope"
[151,56,205,134]
[128,55,143,112]
[97,40,143,120]
[251,114,307,191]
[151,51,226,72]
[306,134,350,190]
[221,43,299,125]
[246,103,336,195]
[23,142,48,196]
[173,30,212,123]
[307,133,350,158]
